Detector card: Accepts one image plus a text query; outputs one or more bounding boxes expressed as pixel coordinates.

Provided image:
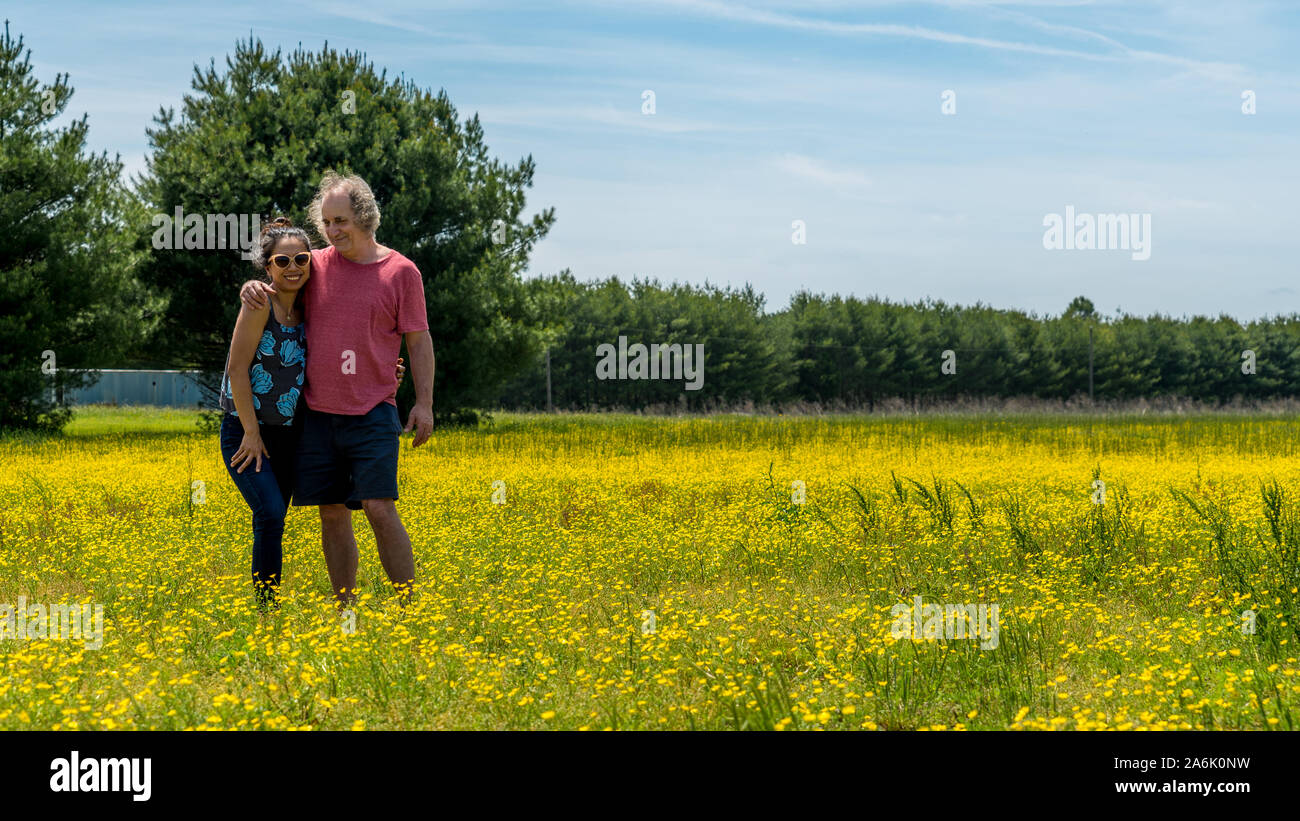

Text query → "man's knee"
[360,498,398,521]
[320,503,351,525]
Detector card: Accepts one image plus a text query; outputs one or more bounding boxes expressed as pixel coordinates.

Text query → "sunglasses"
[270,253,311,269]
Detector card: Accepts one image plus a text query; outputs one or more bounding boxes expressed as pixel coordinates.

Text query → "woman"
[218,216,403,609]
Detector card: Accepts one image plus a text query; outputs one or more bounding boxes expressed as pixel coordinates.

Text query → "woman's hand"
[396,357,406,386]
[231,429,270,474]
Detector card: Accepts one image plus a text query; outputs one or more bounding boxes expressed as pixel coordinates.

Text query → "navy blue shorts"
[293,402,401,510]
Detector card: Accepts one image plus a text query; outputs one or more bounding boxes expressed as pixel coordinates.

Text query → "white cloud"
[474,102,761,134]
[601,0,1249,80]
[772,153,872,189]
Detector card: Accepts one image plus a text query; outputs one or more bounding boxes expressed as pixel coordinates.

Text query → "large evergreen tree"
[0,22,160,431]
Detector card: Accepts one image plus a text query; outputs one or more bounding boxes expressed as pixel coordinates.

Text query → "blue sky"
[9,0,1300,320]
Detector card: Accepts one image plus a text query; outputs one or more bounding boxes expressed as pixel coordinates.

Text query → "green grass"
[63,404,207,437]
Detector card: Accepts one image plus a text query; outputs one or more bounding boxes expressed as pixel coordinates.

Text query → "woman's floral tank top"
[218,311,306,425]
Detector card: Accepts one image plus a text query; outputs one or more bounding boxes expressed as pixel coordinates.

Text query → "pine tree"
[0,21,161,431]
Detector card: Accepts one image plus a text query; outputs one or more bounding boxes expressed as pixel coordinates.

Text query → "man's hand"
[404,403,434,448]
[240,280,276,311]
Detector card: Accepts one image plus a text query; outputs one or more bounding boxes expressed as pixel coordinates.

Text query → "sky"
[8,0,1300,321]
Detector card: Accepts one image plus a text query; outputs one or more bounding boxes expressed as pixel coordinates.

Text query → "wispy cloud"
[475,102,763,134]
[315,2,473,35]
[616,0,1247,80]
[773,152,872,189]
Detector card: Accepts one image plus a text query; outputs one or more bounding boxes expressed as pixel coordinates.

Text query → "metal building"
[63,370,217,408]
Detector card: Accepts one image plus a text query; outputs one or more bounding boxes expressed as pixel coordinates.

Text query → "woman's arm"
[226,302,270,472]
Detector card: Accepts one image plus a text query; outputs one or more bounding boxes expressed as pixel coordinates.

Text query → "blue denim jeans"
[219,413,301,606]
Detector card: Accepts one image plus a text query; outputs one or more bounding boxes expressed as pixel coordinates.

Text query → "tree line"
[497,278,1296,410]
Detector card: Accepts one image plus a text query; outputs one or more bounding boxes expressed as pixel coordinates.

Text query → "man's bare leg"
[361,498,414,601]
[319,503,359,606]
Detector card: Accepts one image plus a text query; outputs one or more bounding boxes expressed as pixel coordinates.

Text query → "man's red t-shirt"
[301,245,429,416]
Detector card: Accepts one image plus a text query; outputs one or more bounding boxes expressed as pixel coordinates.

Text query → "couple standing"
[217,171,435,610]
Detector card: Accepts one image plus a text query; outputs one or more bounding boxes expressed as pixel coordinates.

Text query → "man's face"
[321,189,359,252]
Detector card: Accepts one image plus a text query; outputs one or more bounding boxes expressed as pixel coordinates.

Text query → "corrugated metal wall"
[64,370,218,408]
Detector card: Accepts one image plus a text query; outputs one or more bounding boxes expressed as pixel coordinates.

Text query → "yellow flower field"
[0,408,1296,730]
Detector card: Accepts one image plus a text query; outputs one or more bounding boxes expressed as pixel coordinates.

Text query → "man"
[241,171,435,606]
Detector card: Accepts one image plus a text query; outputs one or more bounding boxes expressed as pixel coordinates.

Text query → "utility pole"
[545,348,553,413]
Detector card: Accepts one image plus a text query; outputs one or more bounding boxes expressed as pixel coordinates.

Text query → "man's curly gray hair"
[309,170,381,238]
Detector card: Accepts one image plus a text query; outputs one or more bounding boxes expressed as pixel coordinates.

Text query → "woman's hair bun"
[261,215,294,236]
